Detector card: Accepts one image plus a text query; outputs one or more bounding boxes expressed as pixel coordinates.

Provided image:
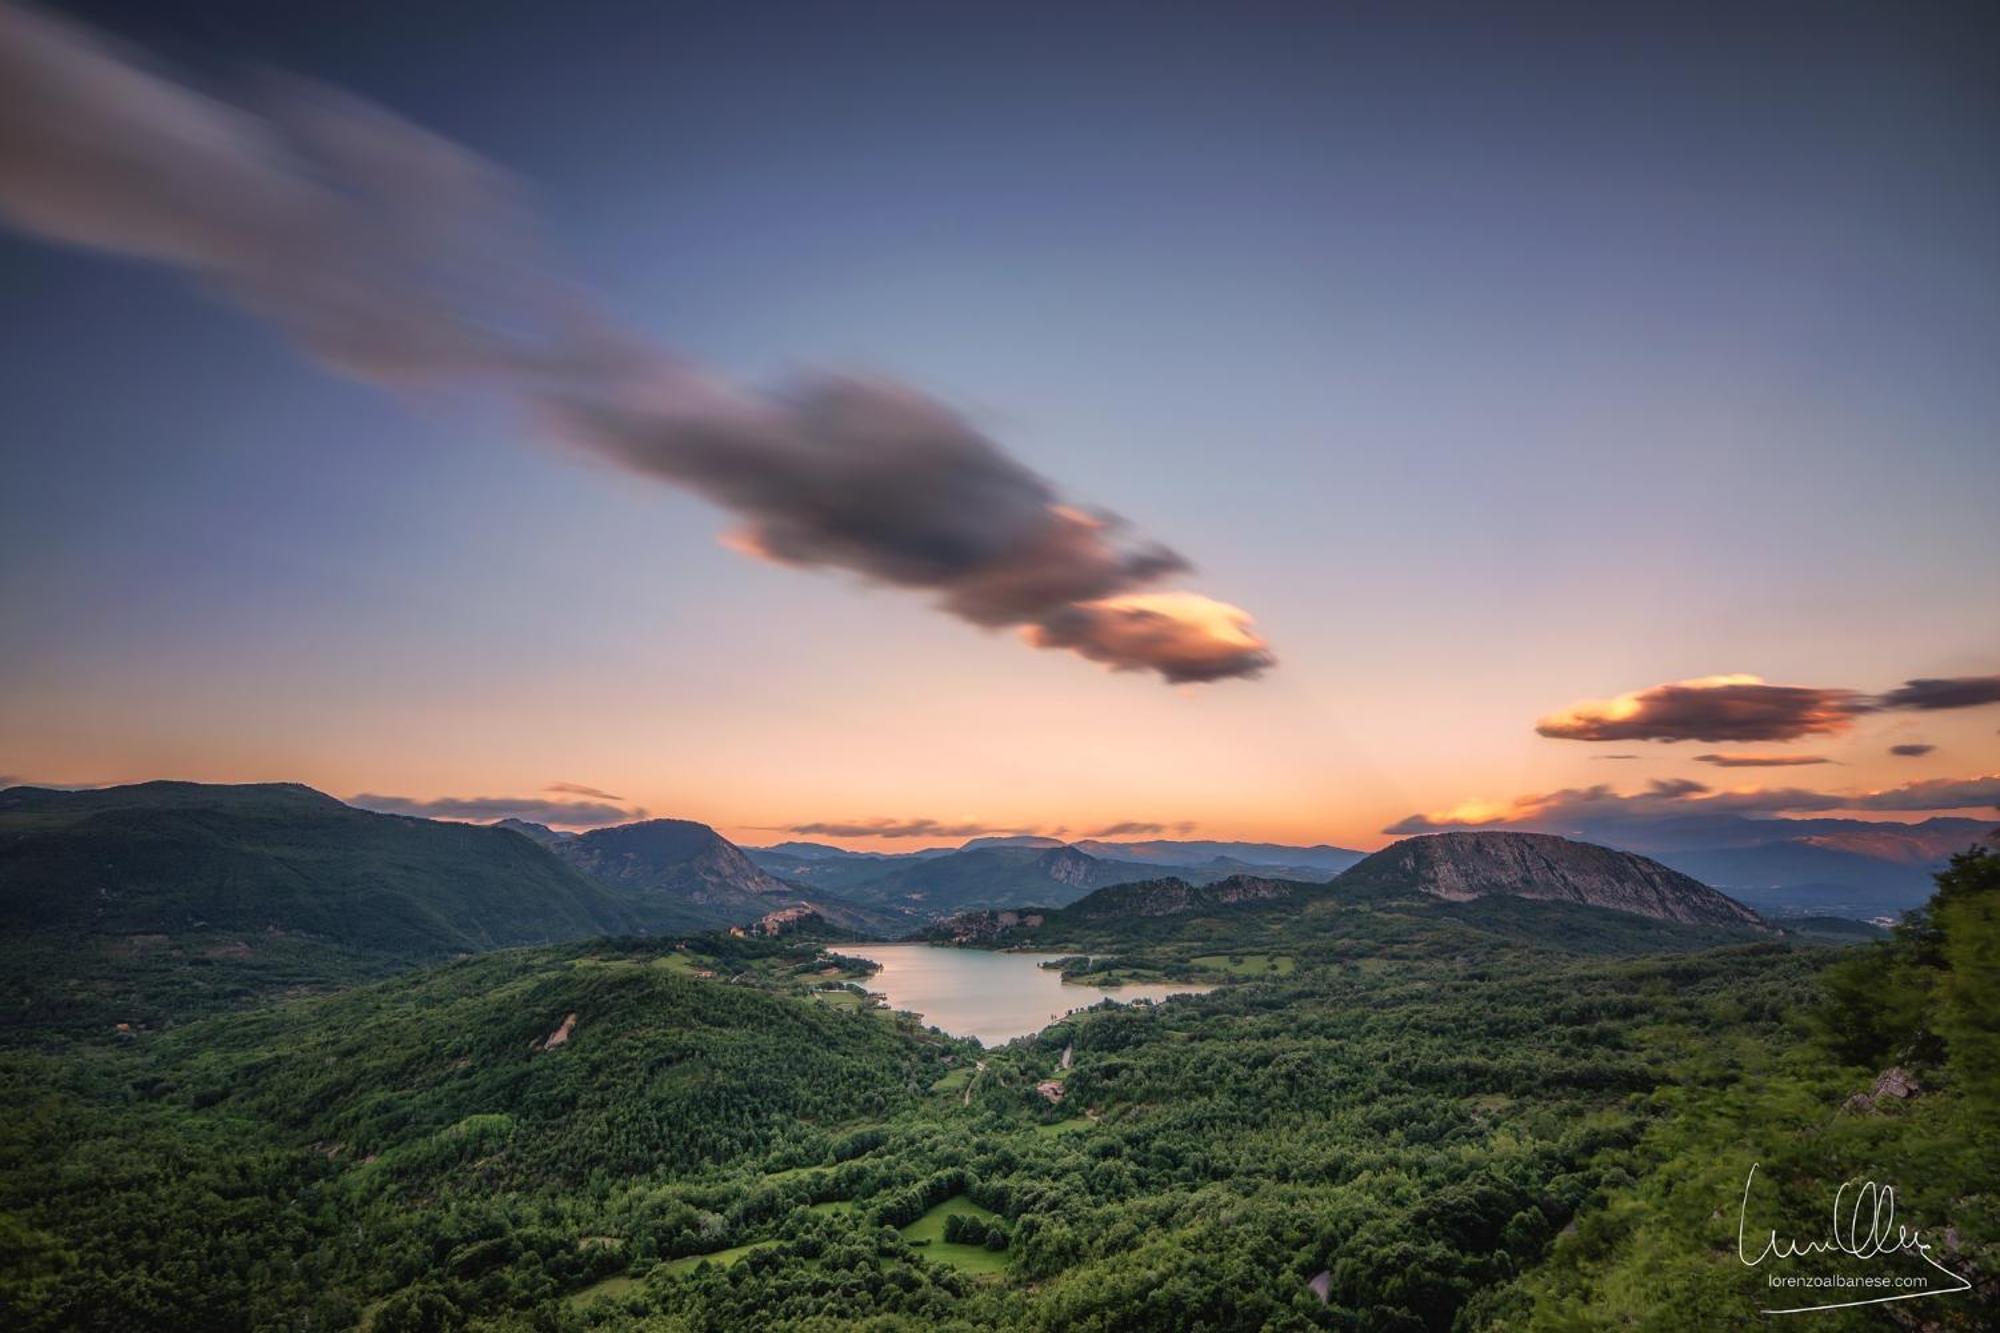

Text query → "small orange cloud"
[1025,591,1275,684]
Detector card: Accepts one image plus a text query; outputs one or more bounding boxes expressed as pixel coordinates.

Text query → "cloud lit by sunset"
[1535,675,1866,744]
[1023,592,1275,684]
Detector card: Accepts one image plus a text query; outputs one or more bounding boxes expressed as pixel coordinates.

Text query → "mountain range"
[920,834,1773,957]
[0,781,647,953]
[1495,814,1991,918]
[753,817,1994,920]
[498,817,906,934]
[2,781,1835,1035]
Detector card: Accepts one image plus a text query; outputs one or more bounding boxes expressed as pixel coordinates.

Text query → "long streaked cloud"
[1875,676,2000,711]
[1536,675,1864,743]
[783,817,1040,840]
[1386,773,2000,837]
[1888,744,1935,758]
[546,781,623,801]
[1536,670,2000,743]
[350,792,643,827]
[1693,753,1834,769]
[1082,819,1197,838]
[0,5,1271,685]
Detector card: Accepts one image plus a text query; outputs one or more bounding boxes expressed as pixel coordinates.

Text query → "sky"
[1,0,1997,851]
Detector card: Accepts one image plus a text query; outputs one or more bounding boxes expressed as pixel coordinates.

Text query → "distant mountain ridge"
[496,817,908,935]
[742,835,1359,914]
[806,842,1290,915]
[1060,873,1298,919]
[0,781,649,956]
[916,833,1772,953]
[748,820,1997,921]
[1069,839,1365,871]
[1465,813,1992,917]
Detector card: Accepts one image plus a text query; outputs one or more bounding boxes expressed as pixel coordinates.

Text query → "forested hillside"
[2,848,1989,1329]
[0,783,652,1034]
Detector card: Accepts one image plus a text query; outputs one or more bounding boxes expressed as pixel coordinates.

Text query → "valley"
[0,781,1992,1330]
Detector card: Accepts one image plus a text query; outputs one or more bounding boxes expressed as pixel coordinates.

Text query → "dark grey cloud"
[546,781,623,800]
[785,817,1039,840]
[1873,675,2000,712]
[1536,675,1864,743]
[1539,670,2000,745]
[1693,753,1834,768]
[350,793,642,827]
[0,5,1270,684]
[1590,754,1644,761]
[1888,743,1935,758]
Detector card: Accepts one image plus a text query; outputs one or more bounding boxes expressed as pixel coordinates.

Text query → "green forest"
[2,854,1994,1330]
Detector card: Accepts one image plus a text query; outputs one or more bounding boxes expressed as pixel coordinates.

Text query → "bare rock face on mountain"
[1039,846,1100,887]
[1339,832,1767,928]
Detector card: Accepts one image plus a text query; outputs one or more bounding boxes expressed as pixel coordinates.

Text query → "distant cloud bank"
[1692,753,1833,769]
[350,792,642,827]
[783,817,1040,840]
[1387,772,2000,837]
[546,782,624,801]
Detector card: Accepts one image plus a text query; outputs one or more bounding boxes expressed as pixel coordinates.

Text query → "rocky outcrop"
[537,1012,577,1051]
[1337,832,1766,928]
[1844,1066,1922,1113]
[1037,846,1099,887]
[752,905,825,937]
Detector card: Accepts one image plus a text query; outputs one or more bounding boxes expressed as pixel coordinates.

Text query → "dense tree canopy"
[1,856,1992,1330]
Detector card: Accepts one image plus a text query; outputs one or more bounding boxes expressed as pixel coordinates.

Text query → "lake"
[837,943,1213,1045]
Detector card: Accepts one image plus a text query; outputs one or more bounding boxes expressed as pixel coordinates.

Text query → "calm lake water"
[837,943,1213,1045]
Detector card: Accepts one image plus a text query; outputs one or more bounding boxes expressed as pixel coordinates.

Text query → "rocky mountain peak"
[1338,831,1766,928]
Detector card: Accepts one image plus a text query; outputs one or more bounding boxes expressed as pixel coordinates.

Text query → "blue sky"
[2,0,1996,846]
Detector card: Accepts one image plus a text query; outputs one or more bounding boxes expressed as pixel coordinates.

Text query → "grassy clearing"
[564,1274,643,1309]
[659,1241,778,1276]
[899,1195,1010,1276]
[808,988,866,1008]
[1190,953,1296,977]
[1029,1118,1093,1137]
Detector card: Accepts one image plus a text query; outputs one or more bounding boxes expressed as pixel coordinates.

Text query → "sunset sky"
[2,0,1997,850]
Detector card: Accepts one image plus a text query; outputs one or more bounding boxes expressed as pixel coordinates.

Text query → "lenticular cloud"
[0,3,1273,684]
